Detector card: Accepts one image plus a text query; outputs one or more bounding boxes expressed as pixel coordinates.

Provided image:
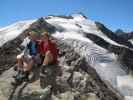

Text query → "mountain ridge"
[0,14,133,100]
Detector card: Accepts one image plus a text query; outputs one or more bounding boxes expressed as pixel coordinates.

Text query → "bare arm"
[43,50,53,65]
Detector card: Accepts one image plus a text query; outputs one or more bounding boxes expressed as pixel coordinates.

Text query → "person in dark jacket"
[12,31,40,85]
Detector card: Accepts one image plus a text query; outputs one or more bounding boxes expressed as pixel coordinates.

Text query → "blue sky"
[0,0,133,32]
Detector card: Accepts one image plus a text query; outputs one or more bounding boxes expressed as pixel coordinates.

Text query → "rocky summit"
[0,14,132,100]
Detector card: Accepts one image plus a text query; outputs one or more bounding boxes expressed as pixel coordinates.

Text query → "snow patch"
[47,14,123,48]
[71,14,86,21]
[117,75,133,89]
[0,20,35,47]
[125,96,133,100]
[21,37,30,47]
[52,31,93,43]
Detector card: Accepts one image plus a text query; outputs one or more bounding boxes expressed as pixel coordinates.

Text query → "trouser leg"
[40,64,58,94]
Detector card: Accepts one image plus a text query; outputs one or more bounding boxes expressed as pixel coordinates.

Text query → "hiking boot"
[11,78,23,86]
[17,71,29,82]
[11,81,21,86]
[12,70,22,79]
[13,65,17,71]
[15,71,29,82]
[40,65,46,74]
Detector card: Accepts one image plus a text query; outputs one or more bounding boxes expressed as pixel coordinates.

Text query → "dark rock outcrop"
[95,22,133,48]
[23,17,56,34]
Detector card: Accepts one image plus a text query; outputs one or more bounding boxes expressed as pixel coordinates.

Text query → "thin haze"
[0,0,133,32]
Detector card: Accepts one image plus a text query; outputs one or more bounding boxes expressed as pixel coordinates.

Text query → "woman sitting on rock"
[39,31,59,92]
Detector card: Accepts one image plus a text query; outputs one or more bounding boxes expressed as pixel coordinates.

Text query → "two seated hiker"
[12,30,59,91]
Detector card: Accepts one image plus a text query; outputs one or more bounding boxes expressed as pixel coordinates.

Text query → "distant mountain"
[115,29,126,35]
[115,29,133,41]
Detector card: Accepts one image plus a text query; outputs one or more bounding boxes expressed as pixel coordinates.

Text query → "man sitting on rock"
[12,31,41,85]
[39,31,59,93]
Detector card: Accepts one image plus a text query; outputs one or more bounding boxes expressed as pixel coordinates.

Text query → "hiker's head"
[41,31,50,42]
[28,31,38,41]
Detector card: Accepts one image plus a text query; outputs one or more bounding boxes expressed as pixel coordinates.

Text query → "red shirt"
[39,40,59,64]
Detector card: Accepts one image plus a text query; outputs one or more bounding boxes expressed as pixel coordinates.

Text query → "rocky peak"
[0,14,133,100]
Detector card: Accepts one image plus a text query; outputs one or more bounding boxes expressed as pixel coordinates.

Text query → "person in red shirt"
[39,31,59,65]
[39,31,59,90]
